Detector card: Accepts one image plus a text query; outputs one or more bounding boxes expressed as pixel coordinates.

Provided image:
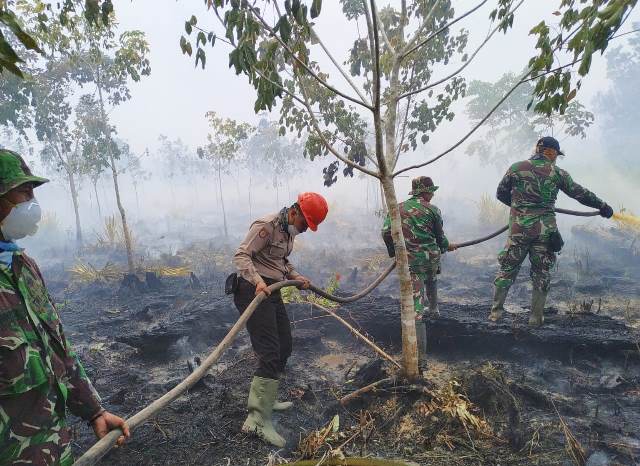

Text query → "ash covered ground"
[36,220,640,466]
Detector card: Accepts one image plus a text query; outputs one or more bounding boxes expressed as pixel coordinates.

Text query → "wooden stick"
[311,303,401,369]
[340,377,395,406]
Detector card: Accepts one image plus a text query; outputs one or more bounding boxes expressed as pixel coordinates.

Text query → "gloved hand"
[599,203,614,218]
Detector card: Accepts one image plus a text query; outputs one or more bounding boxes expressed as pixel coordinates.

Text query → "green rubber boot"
[242,376,286,447]
[415,319,428,370]
[425,279,440,317]
[489,286,509,322]
[273,372,293,411]
[528,289,548,327]
[273,400,293,411]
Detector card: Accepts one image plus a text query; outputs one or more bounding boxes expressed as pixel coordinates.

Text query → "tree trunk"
[217,163,228,238]
[109,154,136,273]
[372,16,419,377]
[93,180,102,220]
[96,81,135,273]
[67,170,83,247]
[380,176,418,378]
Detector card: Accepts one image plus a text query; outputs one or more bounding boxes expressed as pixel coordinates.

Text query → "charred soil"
[46,243,640,466]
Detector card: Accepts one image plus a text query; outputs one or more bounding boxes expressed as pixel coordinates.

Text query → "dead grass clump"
[69,261,122,285]
[418,381,493,437]
[359,254,388,273]
[144,265,191,277]
[297,414,344,460]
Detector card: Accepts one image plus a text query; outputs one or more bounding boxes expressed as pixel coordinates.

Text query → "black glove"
[599,203,614,219]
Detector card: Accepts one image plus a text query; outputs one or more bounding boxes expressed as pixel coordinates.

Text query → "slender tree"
[245,118,303,208]
[198,111,253,238]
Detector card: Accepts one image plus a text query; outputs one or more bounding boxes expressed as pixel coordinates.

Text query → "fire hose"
[74,208,600,465]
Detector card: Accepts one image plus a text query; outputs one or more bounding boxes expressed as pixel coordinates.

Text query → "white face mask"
[287,224,300,237]
[1,199,42,241]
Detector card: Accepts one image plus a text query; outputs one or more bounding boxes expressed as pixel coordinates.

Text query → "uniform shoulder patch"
[258,228,269,239]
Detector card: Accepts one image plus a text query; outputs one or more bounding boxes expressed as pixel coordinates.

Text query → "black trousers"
[233,276,292,380]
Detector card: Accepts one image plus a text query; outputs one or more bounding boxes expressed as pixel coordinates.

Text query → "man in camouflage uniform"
[489,137,614,326]
[0,149,129,465]
[382,176,456,365]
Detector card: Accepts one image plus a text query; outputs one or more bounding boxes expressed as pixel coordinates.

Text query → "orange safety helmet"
[297,192,328,232]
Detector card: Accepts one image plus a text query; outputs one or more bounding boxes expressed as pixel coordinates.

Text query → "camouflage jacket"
[496,154,604,238]
[381,196,449,270]
[0,249,102,420]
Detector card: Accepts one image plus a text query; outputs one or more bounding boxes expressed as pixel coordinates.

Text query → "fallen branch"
[311,302,401,369]
[340,377,396,406]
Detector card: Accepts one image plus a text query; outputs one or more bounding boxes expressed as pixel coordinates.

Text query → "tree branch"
[372,1,396,56]
[246,5,373,110]
[399,0,526,101]
[310,26,371,105]
[401,0,490,60]
[401,0,444,56]
[298,76,380,178]
[393,55,586,177]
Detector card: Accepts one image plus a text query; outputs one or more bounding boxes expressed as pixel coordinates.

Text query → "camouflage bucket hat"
[409,176,438,195]
[0,149,49,197]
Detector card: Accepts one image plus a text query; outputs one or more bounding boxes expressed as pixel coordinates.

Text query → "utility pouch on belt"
[225,272,239,295]
[549,230,564,253]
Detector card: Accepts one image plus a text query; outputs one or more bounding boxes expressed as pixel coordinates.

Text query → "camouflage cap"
[409,176,438,196]
[0,149,49,197]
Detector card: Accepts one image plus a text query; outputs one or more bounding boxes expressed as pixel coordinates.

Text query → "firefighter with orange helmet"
[232,192,328,447]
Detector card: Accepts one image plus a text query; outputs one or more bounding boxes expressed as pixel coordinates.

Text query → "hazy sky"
[20,0,640,236]
[110,1,639,151]
[99,1,639,212]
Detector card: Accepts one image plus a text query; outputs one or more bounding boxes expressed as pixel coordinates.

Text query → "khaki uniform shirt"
[233,213,301,285]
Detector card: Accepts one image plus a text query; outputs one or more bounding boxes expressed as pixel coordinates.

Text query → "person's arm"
[558,168,608,211]
[431,207,450,253]
[27,258,130,446]
[233,221,272,286]
[381,214,395,257]
[496,167,513,206]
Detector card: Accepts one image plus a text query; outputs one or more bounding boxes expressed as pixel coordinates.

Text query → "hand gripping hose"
[74,208,599,465]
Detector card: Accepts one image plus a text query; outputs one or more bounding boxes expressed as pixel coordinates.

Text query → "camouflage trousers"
[0,383,73,466]
[410,260,439,316]
[494,234,556,292]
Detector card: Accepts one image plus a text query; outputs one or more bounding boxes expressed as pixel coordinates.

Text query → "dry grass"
[552,401,586,466]
[297,414,343,460]
[358,254,389,273]
[144,265,191,277]
[418,381,493,437]
[69,261,122,285]
[475,193,508,229]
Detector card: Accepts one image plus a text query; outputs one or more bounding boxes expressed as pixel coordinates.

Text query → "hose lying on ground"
[74,208,599,465]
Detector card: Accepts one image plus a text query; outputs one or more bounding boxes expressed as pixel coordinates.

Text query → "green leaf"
[190,15,198,26]
[311,0,322,19]
[197,31,207,47]
[195,48,206,69]
[185,21,193,35]
[0,11,42,52]
[277,16,291,43]
[0,56,24,78]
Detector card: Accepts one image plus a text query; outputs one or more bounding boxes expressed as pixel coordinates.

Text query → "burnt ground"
[42,233,640,466]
